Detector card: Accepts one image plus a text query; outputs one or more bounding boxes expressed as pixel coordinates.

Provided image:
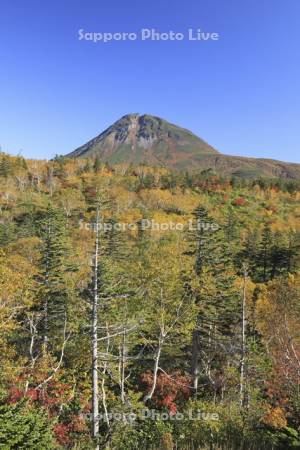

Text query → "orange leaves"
[262,406,287,429]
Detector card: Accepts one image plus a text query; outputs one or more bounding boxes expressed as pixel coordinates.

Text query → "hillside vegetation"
[0,152,299,449]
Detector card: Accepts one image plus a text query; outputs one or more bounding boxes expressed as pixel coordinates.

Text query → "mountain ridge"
[66,114,300,179]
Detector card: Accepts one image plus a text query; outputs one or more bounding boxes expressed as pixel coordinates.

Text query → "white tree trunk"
[240,264,247,407]
[191,329,200,394]
[92,208,100,448]
[119,328,127,404]
[143,337,163,403]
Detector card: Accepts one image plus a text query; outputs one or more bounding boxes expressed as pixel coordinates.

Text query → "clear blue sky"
[0,0,299,162]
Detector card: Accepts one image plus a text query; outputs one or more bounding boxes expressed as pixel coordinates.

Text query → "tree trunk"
[43,223,51,354]
[92,208,100,448]
[119,328,127,404]
[144,337,163,403]
[240,265,247,407]
[191,328,200,395]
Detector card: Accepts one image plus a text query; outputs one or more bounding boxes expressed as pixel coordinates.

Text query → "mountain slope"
[191,154,300,179]
[67,114,218,169]
[66,114,300,178]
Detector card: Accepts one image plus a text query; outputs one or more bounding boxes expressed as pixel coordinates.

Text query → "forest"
[0,152,299,449]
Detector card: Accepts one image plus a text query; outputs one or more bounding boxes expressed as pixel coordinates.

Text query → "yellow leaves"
[288,273,296,283]
[256,283,281,337]
[0,251,37,383]
[262,406,287,429]
[118,207,142,223]
[256,290,272,315]
[109,185,137,211]
[7,237,41,265]
[138,187,199,213]
[235,275,256,299]
[116,208,143,238]
[160,433,174,450]
[0,251,36,331]
[139,189,173,209]
[256,276,300,390]
[55,187,86,217]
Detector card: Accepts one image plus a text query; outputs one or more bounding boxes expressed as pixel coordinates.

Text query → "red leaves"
[140,370,191,413]
[233,197,247,207]
[7,381,88,447]
[53,423,72,446]
[26,389,39,401]
[8,386,40,403]
[53,415,88,446]
[7,387,23,403]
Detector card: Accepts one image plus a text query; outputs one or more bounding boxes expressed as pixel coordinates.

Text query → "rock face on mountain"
[67,114,300,179]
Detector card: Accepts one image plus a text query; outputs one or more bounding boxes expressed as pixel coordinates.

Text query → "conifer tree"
[238,229,259,277]
[0,400,55,449]
[270,230,300,278]
[185,205,240,395]
[0,154,13,177]
[93,156,101,173]
[257,223,273,282]
[36,204,73,352]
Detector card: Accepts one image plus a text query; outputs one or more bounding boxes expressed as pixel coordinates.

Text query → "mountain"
[67,113,218,169]
[66,114,300,179]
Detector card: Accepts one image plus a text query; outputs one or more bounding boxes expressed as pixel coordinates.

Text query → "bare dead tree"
[91,206,100,448]
[240,263,248,407]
